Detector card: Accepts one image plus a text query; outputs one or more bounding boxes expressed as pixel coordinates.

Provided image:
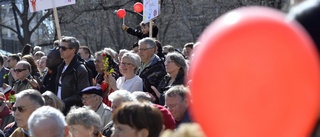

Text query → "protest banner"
[28,0,76,12]
[143,0,160,37]
[28,0,76,39]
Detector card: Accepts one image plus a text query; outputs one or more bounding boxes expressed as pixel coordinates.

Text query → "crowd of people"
[0,20,199,137]
[0,0,317,137]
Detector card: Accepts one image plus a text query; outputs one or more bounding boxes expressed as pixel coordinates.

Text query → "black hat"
[80,86,103,97]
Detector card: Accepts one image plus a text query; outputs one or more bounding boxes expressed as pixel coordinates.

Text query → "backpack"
[72,61,94,86]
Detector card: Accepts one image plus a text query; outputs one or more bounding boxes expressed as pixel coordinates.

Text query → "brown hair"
[184,42,194,49]
[79,46,91,57]
[113,102,163,137]
[22,55,39,75]
[61,36,80,54]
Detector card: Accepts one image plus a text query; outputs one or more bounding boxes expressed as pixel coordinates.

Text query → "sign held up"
[29,0,76,12]
[143,0,160,23]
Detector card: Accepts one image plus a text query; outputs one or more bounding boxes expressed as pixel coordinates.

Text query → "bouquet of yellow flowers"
[102,53,114,74]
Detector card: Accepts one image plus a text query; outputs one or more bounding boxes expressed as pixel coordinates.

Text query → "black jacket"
[55,56,90,114]
[139,55,166,103]
[157,71,185,105]
[126,25,158,39]
[40,67,58,93]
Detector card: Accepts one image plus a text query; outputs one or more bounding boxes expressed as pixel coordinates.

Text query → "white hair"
[108,90,136,102]
[122,52,141,73]
[131,91,152,102]
[66,106,102,135]
[34,46,42,50]
[104,48,118,59]
[119,49,129,55]
[28,106,66,137]
[138,37,156,48]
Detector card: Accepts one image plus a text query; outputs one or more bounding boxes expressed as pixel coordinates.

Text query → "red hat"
[153,104,176,130]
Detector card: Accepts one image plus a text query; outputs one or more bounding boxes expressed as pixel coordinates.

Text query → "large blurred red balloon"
[134,2,143,13]
[189,7,320,137]
[116,9,126,18]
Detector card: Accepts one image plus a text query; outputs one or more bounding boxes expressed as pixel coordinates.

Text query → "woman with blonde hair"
[42,91,65,112]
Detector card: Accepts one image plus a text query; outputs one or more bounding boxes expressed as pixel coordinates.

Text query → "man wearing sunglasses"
[55,36,90,115]
[9,89,45,137]
[6,54,20,87]
[12,61,35,94]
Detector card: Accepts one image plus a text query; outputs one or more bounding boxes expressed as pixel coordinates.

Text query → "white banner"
[143,0,160,23]
[29,0,76,12]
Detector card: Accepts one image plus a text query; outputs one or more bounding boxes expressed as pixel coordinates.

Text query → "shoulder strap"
[73,62,93,86]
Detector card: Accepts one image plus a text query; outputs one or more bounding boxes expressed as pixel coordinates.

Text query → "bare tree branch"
[0,24,18,34]
[30,10,52,34]
[11,1,23,43]
[28,13,37,24]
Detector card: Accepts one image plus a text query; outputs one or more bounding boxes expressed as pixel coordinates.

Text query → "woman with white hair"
[66,106,105,137]
[107,53,143,93]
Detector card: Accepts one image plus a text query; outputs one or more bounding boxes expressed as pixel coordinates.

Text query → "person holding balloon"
[120,2,158,39]
[122,21,158,39]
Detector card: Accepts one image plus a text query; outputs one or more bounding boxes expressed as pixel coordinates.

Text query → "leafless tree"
[0,0,52,47]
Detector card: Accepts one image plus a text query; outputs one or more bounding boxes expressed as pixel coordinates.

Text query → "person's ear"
[89,126,95,134]
[95,96,99,102]
[184,99,189,107]
[64,126,70,137]
[152,47,156,54]
[138,128,149,137]
[160,125,165,133]
[72,49,77,54]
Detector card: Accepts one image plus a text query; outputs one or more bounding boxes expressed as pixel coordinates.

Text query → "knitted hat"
[153,104,176,130]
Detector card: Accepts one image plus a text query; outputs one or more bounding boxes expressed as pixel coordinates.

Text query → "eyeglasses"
[138,47,152,51]
[12,104,35,113]
[120,62,133,66]
[164,104,180,110]
[13,68,27,73]
[58,46,72,51]
[81,95,96,101]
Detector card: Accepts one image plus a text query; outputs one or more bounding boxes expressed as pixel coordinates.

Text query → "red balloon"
[134,2,143,13]
[117,9,126,18]
[189,7,319,137]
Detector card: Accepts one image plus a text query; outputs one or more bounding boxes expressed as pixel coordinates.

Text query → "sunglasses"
[58,46,72,51]
[13,68,27,73]
[12,104,34,113]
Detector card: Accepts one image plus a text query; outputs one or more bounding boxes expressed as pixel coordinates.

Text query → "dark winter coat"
[139,55,166,104]
[126,25,158,39]
[54,56,89,114]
